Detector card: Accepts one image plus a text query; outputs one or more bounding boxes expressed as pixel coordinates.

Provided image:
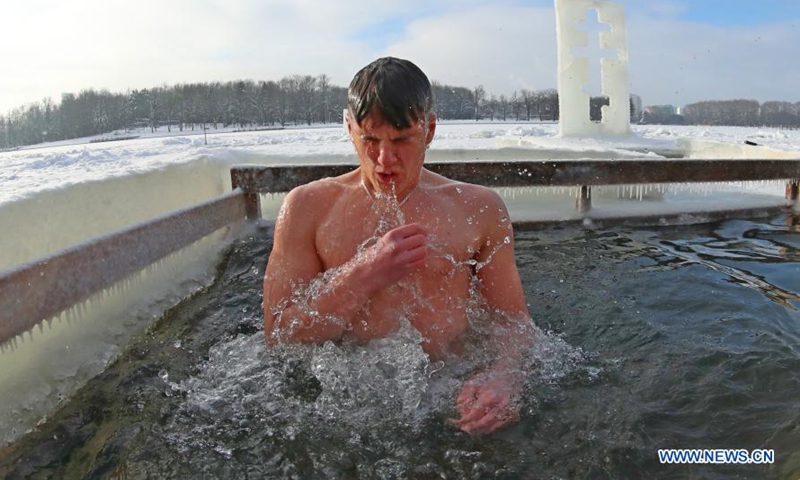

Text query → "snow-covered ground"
[3,122,800,207]
[2,121,799,270]
[1,120,799,283]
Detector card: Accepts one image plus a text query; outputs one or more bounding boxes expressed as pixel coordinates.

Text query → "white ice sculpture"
[555,0,630,136]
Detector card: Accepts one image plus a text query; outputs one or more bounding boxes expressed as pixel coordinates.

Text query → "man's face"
[347,109,436,195]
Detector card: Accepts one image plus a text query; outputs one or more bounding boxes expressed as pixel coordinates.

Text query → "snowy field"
[3,121,800,207]
[2,120,799,272]
[2,120,800,277]
[2,120,800,282]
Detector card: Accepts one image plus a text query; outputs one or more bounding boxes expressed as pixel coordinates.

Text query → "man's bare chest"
[314,202,483,273]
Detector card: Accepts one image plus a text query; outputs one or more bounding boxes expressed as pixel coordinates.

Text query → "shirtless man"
[263,57,535,435]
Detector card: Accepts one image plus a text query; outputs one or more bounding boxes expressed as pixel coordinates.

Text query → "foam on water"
[161,313,592,477]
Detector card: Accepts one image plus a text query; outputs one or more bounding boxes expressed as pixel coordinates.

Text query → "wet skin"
[263,110,534,435]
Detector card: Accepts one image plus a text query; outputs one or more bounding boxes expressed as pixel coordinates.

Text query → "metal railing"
[1,158,799,346]
[0,189,248,346]
[229,159,800,218]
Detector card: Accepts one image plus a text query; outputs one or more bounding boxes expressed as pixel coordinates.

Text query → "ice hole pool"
[1,213,799,479]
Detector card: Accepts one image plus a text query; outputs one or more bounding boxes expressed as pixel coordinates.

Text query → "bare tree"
[317,74,331,124]
[520,89,534,121]
[472,85,485,121]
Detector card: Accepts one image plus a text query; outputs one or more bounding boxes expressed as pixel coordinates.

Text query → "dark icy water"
[2,214,800,479]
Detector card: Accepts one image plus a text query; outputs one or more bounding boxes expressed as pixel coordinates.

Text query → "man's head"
[347,57,434,129]
[346,57,437,196]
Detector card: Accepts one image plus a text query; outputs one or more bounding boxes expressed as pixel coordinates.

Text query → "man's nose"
[376,142,398,167]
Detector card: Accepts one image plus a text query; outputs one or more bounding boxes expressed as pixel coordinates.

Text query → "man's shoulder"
[278,178,350,231]
[423,169,499,199]
[285,177,350,205]
[430,177,503,206]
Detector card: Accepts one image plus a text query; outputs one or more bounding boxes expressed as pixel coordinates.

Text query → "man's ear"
[425,112,437,146]
[344,109,353,139]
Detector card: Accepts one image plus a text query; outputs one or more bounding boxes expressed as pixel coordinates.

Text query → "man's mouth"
[376,172,394,184]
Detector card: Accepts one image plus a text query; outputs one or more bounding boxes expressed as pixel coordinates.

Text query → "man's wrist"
[342,261,378,298]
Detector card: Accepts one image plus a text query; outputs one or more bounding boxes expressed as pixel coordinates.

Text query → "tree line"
[2,73,798,149]
[0,75,567,149]
[0,75,348,148]
[642,99,800,128]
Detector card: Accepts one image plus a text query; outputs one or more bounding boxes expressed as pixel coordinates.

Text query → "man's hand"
[358,223,428,293]
[449,371,522,435]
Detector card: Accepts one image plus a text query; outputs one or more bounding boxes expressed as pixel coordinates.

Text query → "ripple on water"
[3,215,800,479]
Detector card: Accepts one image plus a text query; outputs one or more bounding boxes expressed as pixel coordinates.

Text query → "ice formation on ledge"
[555,0,630,137]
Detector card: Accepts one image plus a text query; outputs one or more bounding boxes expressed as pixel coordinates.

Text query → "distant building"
[643,105,677,116]
[640,104,683,125]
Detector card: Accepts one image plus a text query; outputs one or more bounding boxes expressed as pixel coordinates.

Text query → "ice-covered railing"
[231,159,800,219]
[0,189,249,348]
[1,159,800,348]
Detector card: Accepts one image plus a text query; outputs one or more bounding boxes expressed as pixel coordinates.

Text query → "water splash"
[168,311,592,473]
[259,177,593,472]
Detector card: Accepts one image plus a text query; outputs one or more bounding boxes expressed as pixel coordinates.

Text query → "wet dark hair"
[347,57,434,129]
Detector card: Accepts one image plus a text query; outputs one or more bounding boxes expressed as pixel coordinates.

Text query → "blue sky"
[659,1,800,26]
[1,0,799,114]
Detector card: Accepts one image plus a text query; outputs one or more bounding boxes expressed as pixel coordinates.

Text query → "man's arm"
[263,185,362,344]
[450,189,535,435]
[263,183,428,345]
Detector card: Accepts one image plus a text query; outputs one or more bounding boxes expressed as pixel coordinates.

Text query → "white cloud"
[0,0,417,111]
[384,5,557,95]
[0,0,798,113]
